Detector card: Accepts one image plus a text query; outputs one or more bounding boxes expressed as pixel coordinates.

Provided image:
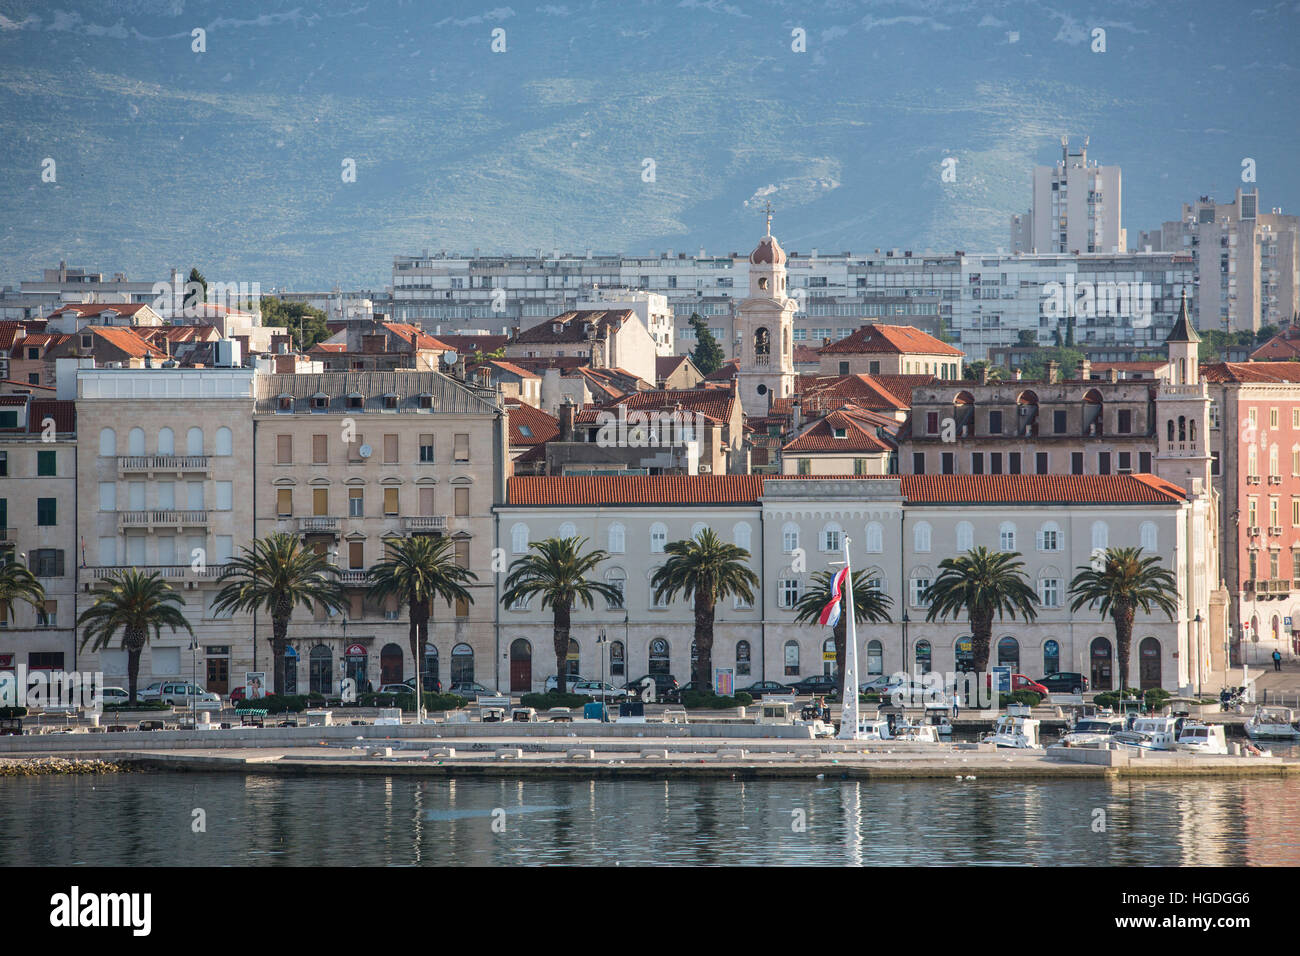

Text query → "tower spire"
[763,199,773,236]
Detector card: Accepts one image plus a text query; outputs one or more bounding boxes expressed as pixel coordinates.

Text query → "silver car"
[157,682,222,708]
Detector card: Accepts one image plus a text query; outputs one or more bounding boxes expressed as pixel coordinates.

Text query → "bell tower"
[1155,290,1213,493]
[736,203,796,416]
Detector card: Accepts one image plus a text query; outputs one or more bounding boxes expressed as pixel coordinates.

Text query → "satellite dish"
[358,444,373,459]
[443,350,458,366]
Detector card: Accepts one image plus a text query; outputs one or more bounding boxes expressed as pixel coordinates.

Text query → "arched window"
[1043,640,1061,675]
[915,639,932,674]
[1178,416,1186,442]
[999,522,1016,551]
[1037,521,1062,551]
[609,640,625,676]
[309,645,332,696]
[1269,444,1278,475]
[782,521,800,553]
[914,521,932,553]
[862,567,886,594]
[511,523,529,554]
[909,567,934,607]
[1167,419,1174,443]
[1038,567,1063,607]
[1189,419,1197,443]
[735,640,752,676]
[604,568,626,609]
[563,638,580,680]
[380,643,404,685]
[777,568,801,609]
[422,644,439,692]
[783,640,800,677]
[215,426,233,456]
[157,427,174,456]
[956,520,974,552]
[649,567,670,608]
[822,637,838,677]
[1139,521,1158,552]
[997,636,1020,670]
[754,327,770,357]
[733,522,752,553]
[1091,636,1113,690]
[99,428,116,457]
[558,521,577,539]
[128,427,145,456]
[1091,521,1109,553]
[866,640,884,675]
[607,522,626,554]
[649,638,671,675]
[691,521,708,540]
[451,643,475,685]
[865,521,883,553]
[1139,637,1162,690]
[186,426,203,456]
[650,522,667,553]
[820,521,843,553]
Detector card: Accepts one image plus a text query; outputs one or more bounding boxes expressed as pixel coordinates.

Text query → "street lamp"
[596,628,609,719]
[1194,611,1204,697]
[189,636,198,728]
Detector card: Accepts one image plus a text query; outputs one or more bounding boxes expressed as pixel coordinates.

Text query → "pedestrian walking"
[1273,649,1282,672]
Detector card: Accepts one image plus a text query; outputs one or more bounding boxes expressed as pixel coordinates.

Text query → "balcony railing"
[401,516,448,532]
[339,570,369,585]
[298,516,340,533]
[88,564,230,582]
[118,510,209,529]
[0,527,12,542]
[118,455,210,476]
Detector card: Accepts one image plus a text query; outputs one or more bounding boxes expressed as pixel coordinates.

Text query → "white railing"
[401,516,448,531]
[118,510,209,528]
[118,455,210,473]
[298,516,340,532]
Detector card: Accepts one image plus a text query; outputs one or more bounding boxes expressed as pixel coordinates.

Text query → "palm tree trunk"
[554,603,571,695]
[833,616,847,698]
[693,591,715,689]
[270,613,289,696]
[125,626,144,705]
[970,607,994,675]
[1114,601,1135,692]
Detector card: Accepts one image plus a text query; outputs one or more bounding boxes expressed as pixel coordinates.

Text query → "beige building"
[0,396,77,674]
[74,367,257,692]
[1011,137,1126,255]
[818,324,963,379]
[252,371,506,695]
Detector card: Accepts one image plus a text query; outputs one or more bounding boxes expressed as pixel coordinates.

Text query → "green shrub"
[103,701,169,712]
[681,690,753,709]
[247,694,312,713]
[999,690,1043,708]
[1094,687,1149,710]
[520,691,593,709]
[0,706,28,719]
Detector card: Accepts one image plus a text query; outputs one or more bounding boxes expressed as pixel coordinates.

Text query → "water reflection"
[1,773,1297,866]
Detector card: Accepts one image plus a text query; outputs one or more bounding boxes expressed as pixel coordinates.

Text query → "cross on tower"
[763,200,774,236]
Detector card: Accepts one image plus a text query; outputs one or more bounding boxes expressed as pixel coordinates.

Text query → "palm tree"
[651,528,759,689]
[366,535,477,714]
[0,557,46,626]
[1069,546,1178,691]
[922,546,1039,675]
[501,537,622,695]
[212,533,346,695]
[78,570,193,704]
[794,569,893,697]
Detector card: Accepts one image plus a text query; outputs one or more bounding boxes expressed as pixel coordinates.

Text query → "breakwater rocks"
[0,756,129,777]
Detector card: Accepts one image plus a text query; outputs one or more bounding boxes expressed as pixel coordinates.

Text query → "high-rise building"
[1010,137,1126,255]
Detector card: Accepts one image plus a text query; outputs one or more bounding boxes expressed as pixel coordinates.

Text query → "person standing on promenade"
[1273,649,1282,672]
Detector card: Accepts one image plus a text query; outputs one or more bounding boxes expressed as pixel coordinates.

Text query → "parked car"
[378,683,415,696]
[449,682,495,701]
[662,680,710,704]
[544,674,588,693]
[138,682,166,701]
[229,686,246,703]
[1011,674,1051,697]
[405,676,442,694]
[622,673,679,703]
[738,680,794,699]
[100,687,130,706]
[789,674,838,696]
[860,676,900,695]
[571,679,628,701]
[1036,672,1089,694]
[156,682,222,708]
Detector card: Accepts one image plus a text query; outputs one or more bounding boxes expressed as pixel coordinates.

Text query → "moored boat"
[1059,715,1128,748]
[1174,722,1229,755]
[1244,707,1300,740]
[983,713,1041,749]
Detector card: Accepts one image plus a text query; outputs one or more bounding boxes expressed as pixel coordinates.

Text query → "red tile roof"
[656,354,692,380]
[434,334,510,355]
[27,399,75,434]
[705,359,739,381]
[783,405,896,453]
[88,326,167,358]
[819,324,964,357]
[510,310,633,345]
[1200,362,1300,384]
[507,473,1188,506]
[574,386,738,426]
[505,402,560,446]
[381,322,452,351]
[0,322,25,350]
[798,374,911,414]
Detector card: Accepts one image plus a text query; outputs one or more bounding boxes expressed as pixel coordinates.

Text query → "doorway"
[205,654,229,695]
[1090,637,1113,691]
[510,639,532,692]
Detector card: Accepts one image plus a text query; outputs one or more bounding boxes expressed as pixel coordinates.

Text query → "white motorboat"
[857,717,893,740]
[983,713,1041,749]
[1059,715,1128,748]
[1175,722,1229,755]
[925,712,954,735]
[890,718,941,743]
[1244,707,1300,740]
[1113,716,1185,752]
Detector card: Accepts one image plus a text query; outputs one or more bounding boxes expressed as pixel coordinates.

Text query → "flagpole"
[837,536,861,740]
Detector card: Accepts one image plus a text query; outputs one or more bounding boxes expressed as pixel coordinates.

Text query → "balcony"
[117,455,211,478]
[339,570,369,586]
[298,516,340,534]
[401,516,448,533]
[1246,475,1262,485]
[0,527,12,543]
[118,510,209,530]
[87,563,230,584]
[1247,526,1261,536]
[1269,475,1283,485]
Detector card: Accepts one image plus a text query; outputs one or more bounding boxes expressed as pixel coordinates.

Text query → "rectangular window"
[1248,497,1258,526]
[419,487,434,515]
[1098,452,1111,475]
[128,481,145,510]
[383,488,399,516]
[989,453,1002,475]
[1271,408,1280,428]
[988,410,1003,435]
[36,450,56,476]
[912,452,925,475]
[941,452,954,475]
[454,486,470,517]
[349,488,364,517]
[1071,452,1084,475]
[313,488,329,516]
[1008,452,1021,474]
[312,434,328,464]
[971,453,984,475]
[926,412,939,435]
[1054,410,1068,434]
[277,489,293,517]
[349,435,366,462]
[1140,451,1152,473]
[383,434,398,464]
[910,577,931,607]
[1271,498,1280,527]
[797,458,811,476]
[0,451,6,477]
[1212,451,1221,476]
[419,434,434,463]
[1040,578,1061,608]
[215,481,233,511]
[98,536,116,566]
[1117,452,1131,473]
[186,481,203,510]
[37,498,56,526]
[348,541,364,570]
[157,481,174,510]
[454,539,470,569]
[454,433,470,462]
[1249,408,1258,427]
[30,549,64,577]
[1294,408,1300,430]
[99,482,116,512]
[1036,452,1049,474]
[778,578,800,609]
[1117,409,1132,434]
[276,434,292,464]
[1293,498,1300,526]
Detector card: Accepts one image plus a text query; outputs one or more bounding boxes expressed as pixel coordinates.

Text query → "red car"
[229,686,246,703]
[1011,674,1050,696]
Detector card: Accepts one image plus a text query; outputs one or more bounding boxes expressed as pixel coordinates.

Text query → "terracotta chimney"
[1045,360,1059,383]
[559,399,576,442]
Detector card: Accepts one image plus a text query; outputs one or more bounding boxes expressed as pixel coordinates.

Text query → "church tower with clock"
[735,206,797,416]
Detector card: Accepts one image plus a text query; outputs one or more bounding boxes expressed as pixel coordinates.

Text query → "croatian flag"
[818,567,850,628]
